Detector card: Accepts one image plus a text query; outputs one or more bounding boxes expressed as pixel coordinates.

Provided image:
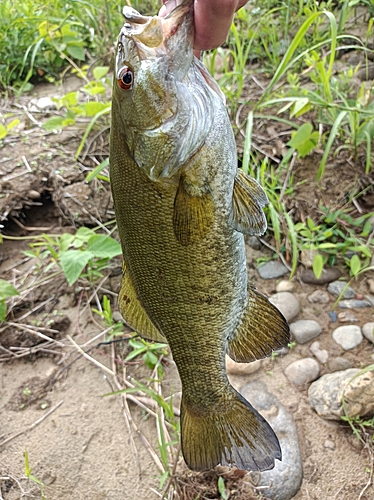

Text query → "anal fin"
[229,169,268,236]
[227,285,290,363]
[173,176,214,246]
[118,266,167,343]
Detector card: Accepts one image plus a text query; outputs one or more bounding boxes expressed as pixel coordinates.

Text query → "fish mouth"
[120,0,194,60]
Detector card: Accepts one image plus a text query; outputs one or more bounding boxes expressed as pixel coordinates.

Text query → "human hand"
[159,0,247,51]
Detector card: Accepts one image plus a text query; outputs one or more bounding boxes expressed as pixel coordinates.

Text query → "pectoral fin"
[227,286,289,363]
[229,169,268,235]
[173,176,214,246]
[118,266,167,343]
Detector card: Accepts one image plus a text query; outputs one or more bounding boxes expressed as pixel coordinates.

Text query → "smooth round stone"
[226,356,262,375]
[290,320,322,344]
[327,281,355,298]
[338,299,372,309]
[257,261,289,280]
[368,279,374,294]
[28,189,41,200]
[301,268,341,285]
[276,280,295,293]
[324,439,335,450]
[328,357,352,372]
[247,236,261,250]
[284,358,320,385]
[241,381,303,500]
[310,341,329,364]
[300,249,318,268]
[363,323,374,344]
[307,290,330,304]
[269,292,300,322]
[332,325,363,350]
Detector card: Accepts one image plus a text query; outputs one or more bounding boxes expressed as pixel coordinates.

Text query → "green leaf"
[290,98,310,118]
[0,124,8,139]
[312,254,324,279]
[82,101,111,117]
[87,235,122,259]
[93,66,110,80]
[350,254,361,276]
[66,44,85,61]
[85,158,109,183]
[74,227,96,244]
[0,301,7,322]
[59,250,94,285]
[42,116,65,131]
[0,279,19,301]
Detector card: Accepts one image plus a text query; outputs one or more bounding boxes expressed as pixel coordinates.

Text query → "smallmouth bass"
[110,0,290,472]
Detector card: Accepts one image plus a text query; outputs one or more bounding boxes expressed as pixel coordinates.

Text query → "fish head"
[113,0,194,131]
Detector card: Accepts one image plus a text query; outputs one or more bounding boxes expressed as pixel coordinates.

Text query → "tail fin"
[180,388,281,472]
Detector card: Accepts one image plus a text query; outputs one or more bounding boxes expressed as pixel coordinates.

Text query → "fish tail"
[180,387,281,472]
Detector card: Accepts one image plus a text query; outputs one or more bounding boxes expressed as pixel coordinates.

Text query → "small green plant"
[92,294,124,340]
[218,476,229,500]
[0,278,19,322]
[24,450,46,500]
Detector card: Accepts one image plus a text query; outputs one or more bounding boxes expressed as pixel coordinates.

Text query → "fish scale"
[110,0,290,471]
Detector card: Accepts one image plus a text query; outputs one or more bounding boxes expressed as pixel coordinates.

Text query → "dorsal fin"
[118,264,167,343]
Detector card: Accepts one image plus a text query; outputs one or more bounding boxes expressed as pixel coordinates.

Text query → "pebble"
[275,280,295,293]
[328,311,338,322]
[301,268,341,285]
[324,439,335,450]
[28,190,41,200]
[368,279,374,294]
[269,292,300,322]
[226,356,262,375]
[300,249,318,268]
[338,312,358,323]
[338,299,372,309]
[257,261,289,280]
[241,381,303,500]
[247,236,261,250]
[284,358,320,385]
[332,325,363,350]
[29,96,57,112]
[307,290,330,304]
[327,281,355,299]
[362,323,374,344]
[364,295,374,306]
[289,320,322,344]
[308,368,374,420]
[310,341,329,364]
[328,357,352,372]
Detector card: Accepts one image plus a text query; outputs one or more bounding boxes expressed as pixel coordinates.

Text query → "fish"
[110,0,290,472]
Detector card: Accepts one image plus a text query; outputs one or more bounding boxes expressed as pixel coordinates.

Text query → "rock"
[28,190,41,200]
[327,281,355,298]
[301,268,341,285]
[368,279,374,294]
[328,311,338,322]
[284,358,320,385]
[308,369,374,420]
[257,261,289,280]
[300,249,318,268]
[364,295,374,306]
[247,236,261,250]
[226,356,262,375]
[338,299,372,309]
[332,325,363,350]
[307,290,330,304]
[29,96,57,112]
[338,312,358,323]
[329,357,352,372]
[324,439,335,450]
[310,341,329,364]
[112,311,124,323]
[363,323,374,344]
[241,381,303,500]
[269,292,300,322]
[290,320,322,344]
[275,280,295,293]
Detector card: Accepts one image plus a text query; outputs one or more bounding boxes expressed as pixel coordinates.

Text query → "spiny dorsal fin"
[229,169,268,235]
[227,285,289,363]
[173,176,214,246]
[118,265,167,343]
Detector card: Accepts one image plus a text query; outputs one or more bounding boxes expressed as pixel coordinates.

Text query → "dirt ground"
[1,73,374,500]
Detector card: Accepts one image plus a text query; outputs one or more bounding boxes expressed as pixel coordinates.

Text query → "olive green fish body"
[110,0,289,472]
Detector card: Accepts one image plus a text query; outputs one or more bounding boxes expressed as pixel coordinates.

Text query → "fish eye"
[118,67,134,90]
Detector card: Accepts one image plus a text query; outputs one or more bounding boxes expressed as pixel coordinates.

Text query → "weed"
[0,279,19,322]
[24,450,46,500]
